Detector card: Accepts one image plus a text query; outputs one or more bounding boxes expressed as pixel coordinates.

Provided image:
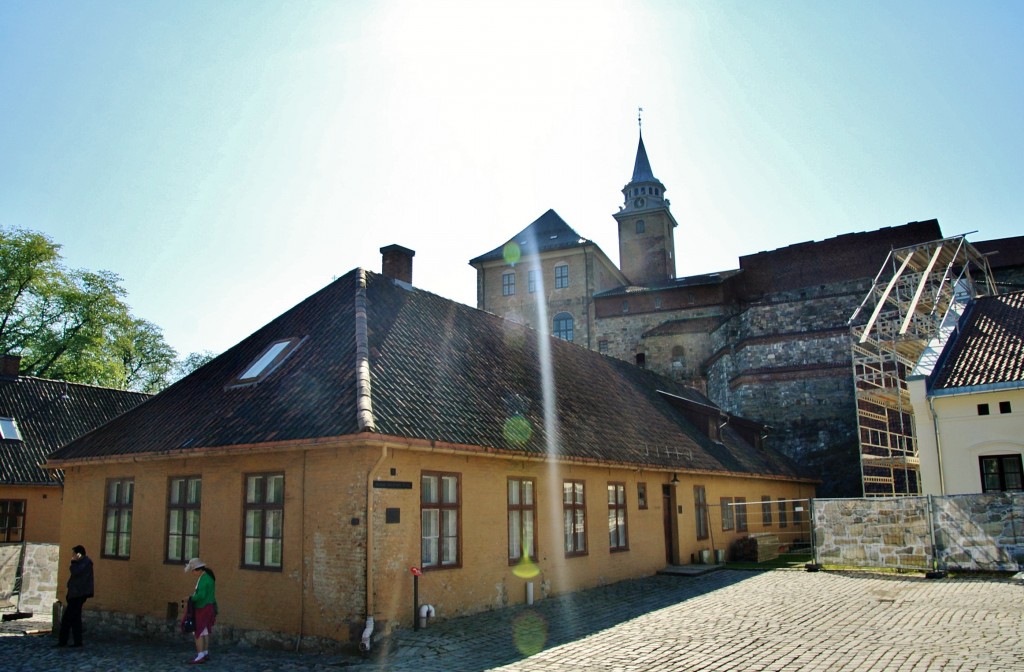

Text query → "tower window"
[502,272,515,296]
[636,220,645,234]
[552,313,574,342]
[554,264,569,289]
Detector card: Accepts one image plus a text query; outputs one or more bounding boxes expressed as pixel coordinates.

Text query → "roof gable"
[469,210,592,265]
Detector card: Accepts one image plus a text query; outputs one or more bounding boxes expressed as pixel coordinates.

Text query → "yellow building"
[46,259,814,648]
[910,290,1024,495]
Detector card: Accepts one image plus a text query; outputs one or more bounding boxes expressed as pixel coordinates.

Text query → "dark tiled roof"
[0,376,148,484]
[49,270,808,481]
[931,290,1024,390]
[468,210,592,265]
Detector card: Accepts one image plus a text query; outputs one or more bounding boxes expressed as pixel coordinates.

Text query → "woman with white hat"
[184,558,217,664]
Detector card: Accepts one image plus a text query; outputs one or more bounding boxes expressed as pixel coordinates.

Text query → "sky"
[2,1,1021,358]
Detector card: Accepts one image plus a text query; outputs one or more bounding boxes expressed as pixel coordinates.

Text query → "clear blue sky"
[2,1,1021,358]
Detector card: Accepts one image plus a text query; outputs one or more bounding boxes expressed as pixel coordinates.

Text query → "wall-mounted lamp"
[670,473,680,485]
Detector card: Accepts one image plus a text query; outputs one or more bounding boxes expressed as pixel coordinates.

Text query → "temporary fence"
[811,493,1024,572]
[702,498,813,564]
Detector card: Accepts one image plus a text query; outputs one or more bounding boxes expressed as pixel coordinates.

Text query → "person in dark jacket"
[57,544,94,647]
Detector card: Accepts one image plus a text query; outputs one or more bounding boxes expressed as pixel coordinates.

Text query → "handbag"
[181,598,196,634]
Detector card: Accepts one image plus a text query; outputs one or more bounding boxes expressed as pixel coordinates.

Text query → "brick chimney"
[1,354,22,378]
[380,245,415,285]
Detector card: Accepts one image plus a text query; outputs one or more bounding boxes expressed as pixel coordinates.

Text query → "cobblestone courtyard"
[2,569,1022,671]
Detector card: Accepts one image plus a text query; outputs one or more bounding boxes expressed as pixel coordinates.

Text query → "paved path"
[2,569,1022,671]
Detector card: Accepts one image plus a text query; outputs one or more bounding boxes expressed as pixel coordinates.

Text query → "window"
[1000,401,1012,414]
[761,496,772,526]
[637,482,648,510]
[243,473,284,569]
[0,417,22,441]
[694,486,708,540]
[0,500,26,542]
[528,270,537,293]
[778,499,788,528]
[103,478,134,559]
[508,478,536,564]
[502,272,516,296]
[422,472,460,569]
[608,483,628,551]
[735,497,748,532]
[552,313,574,342]
[793,501,803,528]
[598,340,609,354]
[622,300,629,313]
[234,337,303,385]
[635,353,646,368]
[721,497,734,531]
[167,477,201,564]
[554,264,569,289]
[563,480,587,556]
[978,403,990,416]
[980,455,1024,492]
[636,220,645,234]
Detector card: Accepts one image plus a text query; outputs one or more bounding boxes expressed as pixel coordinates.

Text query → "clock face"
[634,198,645,208]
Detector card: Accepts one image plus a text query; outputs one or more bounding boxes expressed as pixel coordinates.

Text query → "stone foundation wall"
[812,493,1024,571]
[81,608,352,654]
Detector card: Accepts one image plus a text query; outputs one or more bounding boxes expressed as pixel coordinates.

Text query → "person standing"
[184,558,216,664]
[57,544,94,647]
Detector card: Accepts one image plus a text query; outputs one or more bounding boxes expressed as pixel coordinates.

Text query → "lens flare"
[503,242,521,264]
[512,611,547,656]
[503,414,532,446]
[511,553,540,579]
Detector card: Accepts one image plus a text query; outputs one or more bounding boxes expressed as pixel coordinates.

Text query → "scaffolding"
[848,236,998,496]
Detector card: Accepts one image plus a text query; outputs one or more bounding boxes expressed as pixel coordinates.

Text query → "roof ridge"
[354,268,376,432]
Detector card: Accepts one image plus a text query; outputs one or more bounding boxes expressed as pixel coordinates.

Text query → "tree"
[1,226,178,392]
[173,350,217,383]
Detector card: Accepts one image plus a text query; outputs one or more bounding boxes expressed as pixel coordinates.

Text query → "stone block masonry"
[812,493,1024,572]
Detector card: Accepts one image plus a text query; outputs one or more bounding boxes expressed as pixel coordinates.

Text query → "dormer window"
[0,417,22,441]
[232,337,304,386]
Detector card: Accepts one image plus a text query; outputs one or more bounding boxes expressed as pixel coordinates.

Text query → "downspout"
[354,270,380,651]
[584,246,593,350]
[296,450,307,651]
[927,396,946,495]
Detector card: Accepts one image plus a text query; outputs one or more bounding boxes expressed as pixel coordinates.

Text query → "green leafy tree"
[174,350,217,381]
[1,226,178,392]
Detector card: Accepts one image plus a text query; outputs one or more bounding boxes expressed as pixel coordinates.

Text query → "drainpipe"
[418,604,435,629]
[927,397,947,495]
[362,445,388,652]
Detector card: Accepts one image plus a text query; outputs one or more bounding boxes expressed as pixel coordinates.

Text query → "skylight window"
[233,337,304,386]
[0,417,23,441]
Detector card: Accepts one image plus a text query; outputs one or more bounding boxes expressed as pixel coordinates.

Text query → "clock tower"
[613,125,678,286]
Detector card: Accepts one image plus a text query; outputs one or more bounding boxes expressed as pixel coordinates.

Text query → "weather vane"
[638,107,643,130]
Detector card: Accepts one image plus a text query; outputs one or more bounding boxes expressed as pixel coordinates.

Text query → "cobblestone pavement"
[2,569,1022,671]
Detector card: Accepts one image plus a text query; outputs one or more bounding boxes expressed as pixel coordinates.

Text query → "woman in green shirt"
[184,558,217,664]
